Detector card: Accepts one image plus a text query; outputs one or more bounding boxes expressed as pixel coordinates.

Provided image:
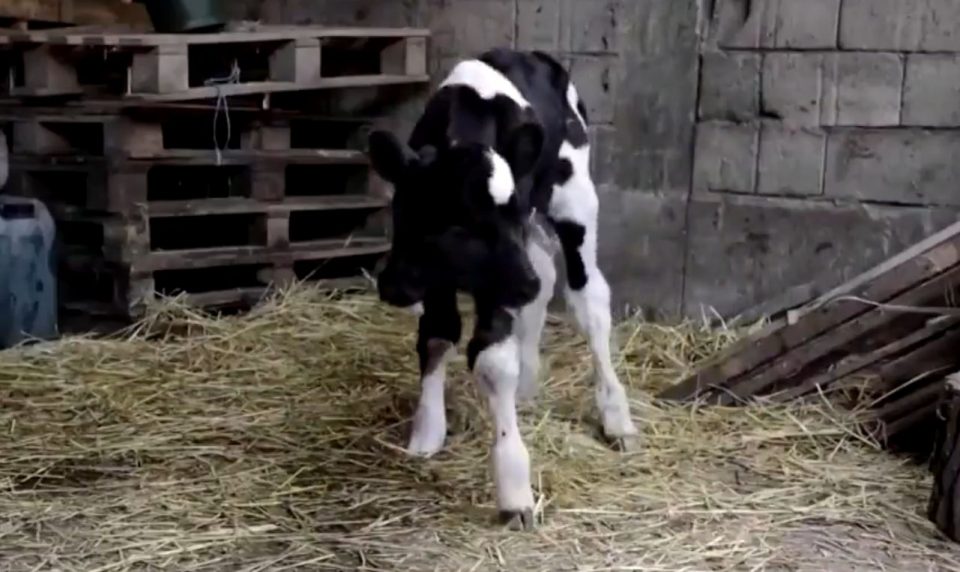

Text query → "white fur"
[567,82,587,129]
[404,302,425,317]
[486,149,516,205]
[407,342,454,457]
[549,140,597,224]
[440,59,531,108]
[548,138,638,440]
[474,337,535,512]
[514,238,557,402]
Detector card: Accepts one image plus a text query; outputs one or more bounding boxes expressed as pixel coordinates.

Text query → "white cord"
[204,60,241,166]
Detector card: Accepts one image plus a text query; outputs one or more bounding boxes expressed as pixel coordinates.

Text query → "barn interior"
[2,1,960,570]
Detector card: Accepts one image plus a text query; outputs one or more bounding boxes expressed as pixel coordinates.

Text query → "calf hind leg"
[514,238,557,403]
[407,288,461,457]
[549,150,637,447]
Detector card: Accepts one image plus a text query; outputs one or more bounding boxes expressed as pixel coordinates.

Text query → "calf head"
[367,125,545,310]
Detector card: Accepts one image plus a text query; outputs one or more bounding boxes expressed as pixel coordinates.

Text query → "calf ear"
[503,123,544,179]
[368,130,414,183]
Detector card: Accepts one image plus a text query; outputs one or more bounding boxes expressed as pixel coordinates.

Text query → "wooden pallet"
[659,219,960,443]
[59,237,387,318]
[3,112,374,159]
[0,24,429,101]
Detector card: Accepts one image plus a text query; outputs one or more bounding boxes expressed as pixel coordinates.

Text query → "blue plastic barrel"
[0,195,58,349]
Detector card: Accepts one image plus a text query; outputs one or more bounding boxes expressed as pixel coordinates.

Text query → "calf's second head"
[367,126,544,309]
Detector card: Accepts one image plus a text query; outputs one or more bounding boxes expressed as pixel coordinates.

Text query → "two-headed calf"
[368,48,638,530]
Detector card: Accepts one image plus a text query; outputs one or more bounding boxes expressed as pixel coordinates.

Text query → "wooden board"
[659,219,960,402]
[0,0,149,28]
[0,24,430,46]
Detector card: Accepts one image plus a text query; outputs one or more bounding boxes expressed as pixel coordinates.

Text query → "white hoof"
[406,405,446,457]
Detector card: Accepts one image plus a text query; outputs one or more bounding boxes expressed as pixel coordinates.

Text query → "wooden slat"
[853,329,960,396]
[135,237,390,273]
[659,222,960,401]
[769,317,960,402]
[126,74,430,102]
[0,0,149,27]
[147,195,388,217]
[716,264,960,404]
[0,25,430,46]
[11,148,367,165]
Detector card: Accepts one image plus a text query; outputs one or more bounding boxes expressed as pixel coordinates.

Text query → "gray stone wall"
[242,0,960,322]
[690,0,960,319]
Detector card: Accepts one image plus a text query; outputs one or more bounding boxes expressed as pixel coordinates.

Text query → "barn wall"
[238,0,960,322]
[688,0,960,320]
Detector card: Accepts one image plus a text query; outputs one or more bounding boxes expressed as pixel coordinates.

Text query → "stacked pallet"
[659,219,960,445]
[0,24,429,318]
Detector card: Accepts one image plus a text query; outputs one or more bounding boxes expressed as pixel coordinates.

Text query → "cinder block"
[698,51,760,121]
[762,52,903,127]
[516,0,561,51]
[597,189,687,320]
[683,193,958,319]
[839,0,922,50]
[919,0,960,51]
[426,0,514,57]
[714,0,840,49]
[825,130,960,206]
[692,121,758,193]
[762,52,823,126]
[903,54,960,127]
[757,124,826,196]
[841,0,960,51]
[833,52,903,127]
[589,124,617,187]
[560,0,620,53]
[568,55,616,124]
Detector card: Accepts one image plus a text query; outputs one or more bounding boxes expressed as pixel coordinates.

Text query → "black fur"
[368,48,591,360]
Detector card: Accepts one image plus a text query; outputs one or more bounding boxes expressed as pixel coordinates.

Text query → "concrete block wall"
[689,0,960,319]
[238,0,960,322]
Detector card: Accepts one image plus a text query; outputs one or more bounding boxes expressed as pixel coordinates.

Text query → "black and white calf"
[368,48,637,529]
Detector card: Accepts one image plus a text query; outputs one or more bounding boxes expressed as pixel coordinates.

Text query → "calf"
[367,48,637,530]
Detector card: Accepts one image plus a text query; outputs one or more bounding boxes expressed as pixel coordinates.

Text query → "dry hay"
[1,285,959,571]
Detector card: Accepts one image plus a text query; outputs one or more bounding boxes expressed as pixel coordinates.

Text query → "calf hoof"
[607,433,640,453]
[406,429,446,458]
[499,508,535,531]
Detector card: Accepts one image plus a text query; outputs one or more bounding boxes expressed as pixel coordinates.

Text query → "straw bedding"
[1,286,959,571]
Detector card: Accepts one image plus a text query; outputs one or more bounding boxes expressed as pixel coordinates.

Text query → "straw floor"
[1,286,959,571]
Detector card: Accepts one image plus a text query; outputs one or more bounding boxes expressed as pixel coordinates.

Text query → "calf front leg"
[407,288,461,457]
[469,306,535,530]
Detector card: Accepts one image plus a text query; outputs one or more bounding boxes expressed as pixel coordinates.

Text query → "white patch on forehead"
[440,60,531,108]
[486,149,515,205]
[567,82,587,129]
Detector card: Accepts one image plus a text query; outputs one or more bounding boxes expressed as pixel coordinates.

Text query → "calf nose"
[376,261,423,308]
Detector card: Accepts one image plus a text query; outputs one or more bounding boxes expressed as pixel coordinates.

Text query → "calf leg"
[549,142,637,444]
[469,306,535,530]
[407,288,461,457]
[514,238,557,403]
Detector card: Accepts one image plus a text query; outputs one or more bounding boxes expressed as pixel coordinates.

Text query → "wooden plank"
[0,1,150,27]
[133,237,390,273]
[873,379,946,421]
[659,226,960,401]
[147,195,388,217]
[716,264,960,404]
[10,148,367,165]
[126,74,430,102]
[854,329,960,397]
[0,25,430,46]
[129,44,188,94]
[769,317,960,402]
[268,38,321,84]
[380,37,427,76]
